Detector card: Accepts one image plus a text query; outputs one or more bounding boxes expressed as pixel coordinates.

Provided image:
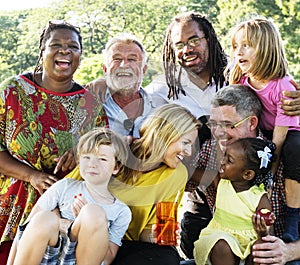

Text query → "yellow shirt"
[108,163,188,241]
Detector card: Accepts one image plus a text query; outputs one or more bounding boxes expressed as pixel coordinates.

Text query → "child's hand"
[252,210,276,238]
[71,193,88,217]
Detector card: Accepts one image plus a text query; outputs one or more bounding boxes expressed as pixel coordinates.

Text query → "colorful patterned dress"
[0,73,107,244]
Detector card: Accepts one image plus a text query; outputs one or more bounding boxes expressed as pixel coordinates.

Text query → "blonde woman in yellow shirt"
[109,104,200,265]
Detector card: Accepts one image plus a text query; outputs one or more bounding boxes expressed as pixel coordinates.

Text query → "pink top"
[240,75,300,131]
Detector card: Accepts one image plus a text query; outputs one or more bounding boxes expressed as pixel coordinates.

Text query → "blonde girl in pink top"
[227,16,300,246]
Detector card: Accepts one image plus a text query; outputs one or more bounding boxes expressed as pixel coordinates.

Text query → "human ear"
[102,64,107,73]
[142,64,148,75]
[250,116,259,131]
[113,167,120,175]
[243,169,255,181]
[112,161,121,175]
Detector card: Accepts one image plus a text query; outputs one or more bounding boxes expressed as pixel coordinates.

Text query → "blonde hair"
[123,104,200,181]
[227,17,288,83]
[77,127,128,175]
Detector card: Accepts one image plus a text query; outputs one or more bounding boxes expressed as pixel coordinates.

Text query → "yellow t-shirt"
[109,163,188,241]
[66,165,82,180]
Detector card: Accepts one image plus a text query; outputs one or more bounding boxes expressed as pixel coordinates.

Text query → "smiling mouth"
[116,72,133,77]
[56,59,71,68]
[217,138,231,148]
[182,54,198,62]
[87,171,98,175]
[176,154,183,160]
[219,166,224,174]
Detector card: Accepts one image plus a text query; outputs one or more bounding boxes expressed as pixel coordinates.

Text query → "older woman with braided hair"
[0,20,107,264]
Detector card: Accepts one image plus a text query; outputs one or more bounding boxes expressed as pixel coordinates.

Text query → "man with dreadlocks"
[146,11,227,125]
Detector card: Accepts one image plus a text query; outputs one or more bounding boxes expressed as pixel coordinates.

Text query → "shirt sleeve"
[108,203,132,246]
[37,180,64,211]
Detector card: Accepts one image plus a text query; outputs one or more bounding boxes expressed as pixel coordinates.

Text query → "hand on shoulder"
[85,78,107,103]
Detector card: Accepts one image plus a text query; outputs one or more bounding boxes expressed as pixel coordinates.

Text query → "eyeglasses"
[206,116,252,130]
[47,20,81,33]
[174,36,206,51]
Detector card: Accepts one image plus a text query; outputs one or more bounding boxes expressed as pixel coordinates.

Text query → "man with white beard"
[87,33,160,138]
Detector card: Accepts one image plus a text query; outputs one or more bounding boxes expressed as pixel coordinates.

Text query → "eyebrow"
[49,38,79,44]
[182,137,193,143]
[112,53,139,58]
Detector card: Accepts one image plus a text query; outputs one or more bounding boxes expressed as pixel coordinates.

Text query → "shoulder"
[107,198,132,222]
[0,73,32,93]
[114,199,132,214]
[140,87,167,108]
[145,74,167,90]
[144,75,168,96]
[52,178,80,189]
[273,75,295,91]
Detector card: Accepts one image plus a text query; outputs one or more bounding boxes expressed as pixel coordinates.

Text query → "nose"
[212,126,226,141]
[235,46,243,55]
[119,59,129,67]
[221,156,226,165]
[59,45,71,54]
[88,158,97,167]
[182,44,194,53]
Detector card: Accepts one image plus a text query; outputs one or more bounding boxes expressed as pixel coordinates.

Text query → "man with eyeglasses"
[145,11,227,128]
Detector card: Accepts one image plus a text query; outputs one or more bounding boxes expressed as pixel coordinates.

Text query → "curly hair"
[163,11,228,99]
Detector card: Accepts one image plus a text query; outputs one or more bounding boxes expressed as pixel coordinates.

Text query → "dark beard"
[181,63,207,76]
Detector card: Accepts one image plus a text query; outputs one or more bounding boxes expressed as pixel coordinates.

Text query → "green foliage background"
[0,0,299,86]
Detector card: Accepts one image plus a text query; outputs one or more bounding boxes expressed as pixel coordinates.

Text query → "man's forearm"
[287,240,300,262]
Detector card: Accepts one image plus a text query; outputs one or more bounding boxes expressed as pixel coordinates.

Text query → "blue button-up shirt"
[104,87,158,138]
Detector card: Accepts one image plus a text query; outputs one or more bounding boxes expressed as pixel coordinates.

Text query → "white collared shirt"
[145,70,218,119]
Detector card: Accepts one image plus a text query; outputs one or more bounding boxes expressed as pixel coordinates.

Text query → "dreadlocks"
[163,12,228,99]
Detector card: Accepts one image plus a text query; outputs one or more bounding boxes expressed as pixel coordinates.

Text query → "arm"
[0,150,57,195]
[252,194,275,237]
[271,126,288,174]
[7,236,18,265]
[281,79,300,116]
[85,78,107,103]
[104,242,120,265]
[188,168,219,188]
[252,235,300,264]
